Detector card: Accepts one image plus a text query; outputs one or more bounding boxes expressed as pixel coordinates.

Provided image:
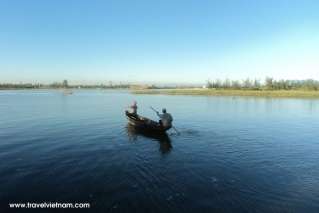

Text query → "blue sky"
[1,0,318,84]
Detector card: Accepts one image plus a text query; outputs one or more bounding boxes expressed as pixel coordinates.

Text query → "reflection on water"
[126,124,172,154]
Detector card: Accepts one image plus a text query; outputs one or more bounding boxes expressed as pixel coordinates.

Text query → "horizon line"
[1,77,319,86]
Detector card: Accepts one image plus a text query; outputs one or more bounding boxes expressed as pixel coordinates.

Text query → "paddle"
[172,126,180,135]
[150,106,159,114]
[150,106,180,135]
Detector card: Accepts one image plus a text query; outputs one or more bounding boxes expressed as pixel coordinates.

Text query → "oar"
[172,126,180,135]
[150,106,180,135]
[150,106,158,114]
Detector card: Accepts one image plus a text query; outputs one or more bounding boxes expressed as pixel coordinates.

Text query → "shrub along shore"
[132,88,319,98]
[133,78,319,98]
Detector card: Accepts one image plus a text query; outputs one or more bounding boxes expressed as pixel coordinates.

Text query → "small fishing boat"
[125,110,171,133]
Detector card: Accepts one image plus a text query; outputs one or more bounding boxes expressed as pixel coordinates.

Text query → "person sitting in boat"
[156,108,173,128]
[129,101,138,116]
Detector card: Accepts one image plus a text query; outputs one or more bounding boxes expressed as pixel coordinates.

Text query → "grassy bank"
[132,88,319,98]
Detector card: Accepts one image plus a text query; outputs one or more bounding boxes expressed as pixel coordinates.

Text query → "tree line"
[206,77,319,91]
[0,83,43,89]
[0,80,134,89]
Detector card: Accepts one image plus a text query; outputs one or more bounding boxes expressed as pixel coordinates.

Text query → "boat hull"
[125,111,171,133]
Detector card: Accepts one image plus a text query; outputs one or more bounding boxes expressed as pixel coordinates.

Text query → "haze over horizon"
[1,0,319,84]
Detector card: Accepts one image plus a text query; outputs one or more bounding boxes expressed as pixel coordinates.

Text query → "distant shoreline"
[132,88,319,98]
[2,88,319,98]
[0,88,129,91]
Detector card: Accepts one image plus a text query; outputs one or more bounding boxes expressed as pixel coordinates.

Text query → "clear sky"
[1,0,318,84]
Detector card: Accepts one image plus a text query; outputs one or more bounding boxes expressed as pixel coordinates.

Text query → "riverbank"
[132,88,319,98]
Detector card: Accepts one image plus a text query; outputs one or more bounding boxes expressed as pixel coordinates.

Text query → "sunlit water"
[1,90,319,212]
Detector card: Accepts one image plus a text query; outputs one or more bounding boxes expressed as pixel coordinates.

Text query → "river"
[0,90,319,212]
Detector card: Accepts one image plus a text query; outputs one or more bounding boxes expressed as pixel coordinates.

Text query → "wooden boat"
[125,110,171,133]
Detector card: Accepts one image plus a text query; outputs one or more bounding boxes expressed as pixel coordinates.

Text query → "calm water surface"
[1,90,319,212]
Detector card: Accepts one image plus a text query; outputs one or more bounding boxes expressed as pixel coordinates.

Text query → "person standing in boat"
[129,101,138,116]
[156,108,173,128]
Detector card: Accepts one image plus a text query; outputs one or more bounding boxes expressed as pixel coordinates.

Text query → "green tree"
[265,77,273,89]
[253,79,260,89]
[231,80,241,89]
[243,78,252,89]
[223,79,231,89]
[206,79,213,88]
